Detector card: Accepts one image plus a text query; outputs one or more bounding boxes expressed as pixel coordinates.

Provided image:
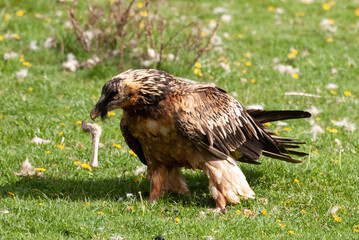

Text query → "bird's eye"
[113,94,119,100]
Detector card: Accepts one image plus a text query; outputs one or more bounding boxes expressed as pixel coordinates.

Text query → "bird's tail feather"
[247,109,311,123]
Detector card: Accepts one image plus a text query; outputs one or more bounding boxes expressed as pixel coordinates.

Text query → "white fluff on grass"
[62,53,79,72]
[16,69,28,79]
[31,136,51,144]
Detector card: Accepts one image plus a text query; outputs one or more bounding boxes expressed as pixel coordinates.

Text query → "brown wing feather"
[120,113,147,165]
[174,85,263,160]
[174,85,305,164]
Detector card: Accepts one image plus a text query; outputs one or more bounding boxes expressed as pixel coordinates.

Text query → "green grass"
[1,0,359,239]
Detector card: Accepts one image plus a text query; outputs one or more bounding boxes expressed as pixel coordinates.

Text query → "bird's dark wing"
[174,85,302,164]
[120,114,147,165]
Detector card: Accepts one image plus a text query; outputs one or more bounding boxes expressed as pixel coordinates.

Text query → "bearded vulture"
[90,69,311,210]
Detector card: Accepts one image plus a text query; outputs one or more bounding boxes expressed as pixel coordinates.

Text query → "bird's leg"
[148,164,168,201]
[162,167,190,195]
[200,158,255,211]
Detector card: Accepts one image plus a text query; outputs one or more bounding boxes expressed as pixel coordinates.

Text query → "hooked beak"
[90,95,108,121]
[90,106,101,120]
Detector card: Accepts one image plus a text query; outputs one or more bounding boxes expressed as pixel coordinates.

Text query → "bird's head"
[90,69,178,120]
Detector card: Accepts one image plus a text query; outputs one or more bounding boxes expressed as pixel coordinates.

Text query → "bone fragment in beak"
[82,121,102,168]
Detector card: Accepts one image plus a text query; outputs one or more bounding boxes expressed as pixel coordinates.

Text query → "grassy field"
[1,0,359,239]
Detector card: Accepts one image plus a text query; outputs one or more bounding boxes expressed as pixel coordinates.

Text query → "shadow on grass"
[1,167,264,208]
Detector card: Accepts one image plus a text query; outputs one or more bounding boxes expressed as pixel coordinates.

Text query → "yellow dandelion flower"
[282,200,290,205]
[354,229,359,233]
[39,203,43,206]
[264,122,271,127]
[262,210,268,216]
[36,168,46,172]
[330,128,338,133]
[201,32,207,37]
[288,230,294,235]
[315,117,320,121]
[129,206,134,211]
[57,145,64,150]
[13,34,20,39]
[66,106,70,110]
[194,68,203,77]
[28,87,33,92]
[245,61,252,67]
[323,4,330,10]
[277,219,282,222]
[16,10,26,16]
[280,223,286,228]
[356,9,359,16]
[313,149,318,154]
[236,210,242,214]
[195,62,202,68]
[294,179,300,183]
[329,0,335,6]
[76,121,82,125]
[23,61,32,67]
[288,52,296,59]
[129,150,137,157]
[45,150,51,154]
[330,90,337,95]
[344,91,351,96]
[45,17,51,23]
[140,174,146,179]
[83,202,90,207]
[98,211,104,215]
[242,69,247,74]
[333,215,341,222]
[285,127,291,132]
[113,143,122,149]
[8,192,15,197]
[20,55,24,62]
[61,123,65,126]
[237,34,243,39]
[175,217,180,223]
[209,76,214,80]
[268,6,276,12]
[327,38,333,43]
[139,22,145,28]
[4,13,11,21]
[0,36,3,41]
[329,19,335,25]
[319,172,323,175]
[59,132,63,136]
[74,161,81,165]
[291,73,299,79]
[291,48,298,55]
[251,78,256,83]
[107,111,116,117]
[0,116,3,119]
[138,2,143,8]
[81,163,92,170]
[246,52,252,58]
[301,210,307,214]
[140,11,148,17]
